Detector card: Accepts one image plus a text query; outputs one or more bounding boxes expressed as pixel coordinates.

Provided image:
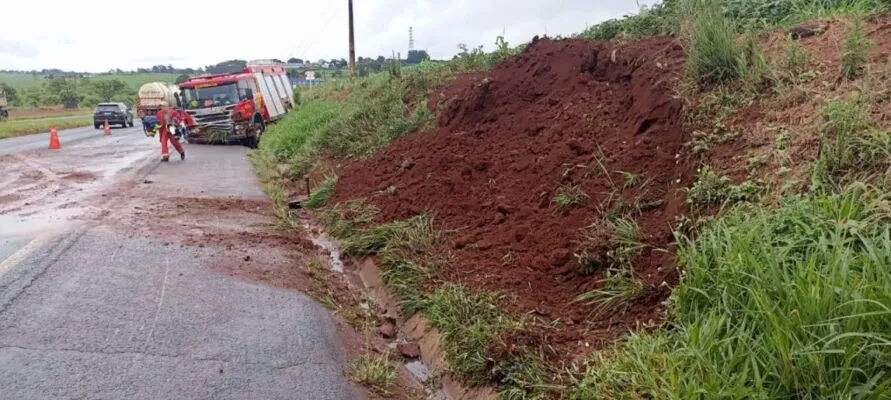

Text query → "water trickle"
[310,234,344,272]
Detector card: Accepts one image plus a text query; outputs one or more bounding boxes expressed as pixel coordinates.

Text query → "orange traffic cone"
[48,125,61,149]
[103,120,111,136]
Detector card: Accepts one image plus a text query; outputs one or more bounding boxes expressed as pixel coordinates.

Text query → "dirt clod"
[379,322,397,339]
[397,342,421,359]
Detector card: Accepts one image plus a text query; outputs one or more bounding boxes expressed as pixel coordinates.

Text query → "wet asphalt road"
[0,127,359,399]
[0,124,134,156]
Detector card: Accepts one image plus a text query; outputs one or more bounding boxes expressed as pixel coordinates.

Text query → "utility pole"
[348,0,356,77]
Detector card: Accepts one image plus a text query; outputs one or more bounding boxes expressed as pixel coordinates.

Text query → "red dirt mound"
[332,37,695,356]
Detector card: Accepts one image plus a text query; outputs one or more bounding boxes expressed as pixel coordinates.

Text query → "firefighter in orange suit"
[155,107,187,162]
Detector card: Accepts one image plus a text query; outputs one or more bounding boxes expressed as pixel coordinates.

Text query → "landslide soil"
[332,37,695,357]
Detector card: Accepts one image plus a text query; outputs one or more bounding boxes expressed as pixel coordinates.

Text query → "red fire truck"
[178,60,294,148]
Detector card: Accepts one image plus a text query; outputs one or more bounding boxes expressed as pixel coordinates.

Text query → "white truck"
[136,82,180,119]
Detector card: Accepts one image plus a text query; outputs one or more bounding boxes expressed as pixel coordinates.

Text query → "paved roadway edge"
[0,151,162,312]
[1,123,144,154]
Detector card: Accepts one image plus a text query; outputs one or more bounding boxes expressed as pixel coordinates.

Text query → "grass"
[304,176,337,209]
[782,40,812,84]
[684,0,742,85]
[258,61,455,178]
[0,115,93,139]
[319,202,441,313]
[319,200,379,239]
[348,352,398,395]
[814,95,891,187]
[575,215,647,277]
[378,217,443,314]
[686,165,763,209]
[574,217,648,318]
[551,184,588,211]
[575,272,646,317]
[7,107,93,120]
[841,15,870,80]
[421,284,510,384]
[572,184,891,398]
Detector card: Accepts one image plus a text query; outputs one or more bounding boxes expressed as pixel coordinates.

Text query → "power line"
[286,3,340,60]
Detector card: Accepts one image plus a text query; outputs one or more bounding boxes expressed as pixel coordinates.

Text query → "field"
[0,72,178,91]
[0,115,92,139]
[8,106,93,119]
[253,0,891,397]
[0,106,94,139]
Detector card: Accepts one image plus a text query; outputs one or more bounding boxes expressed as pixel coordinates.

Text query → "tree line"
[0,77,135,109]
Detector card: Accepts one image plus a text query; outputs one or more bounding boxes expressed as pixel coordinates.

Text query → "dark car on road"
[93,102,134,129]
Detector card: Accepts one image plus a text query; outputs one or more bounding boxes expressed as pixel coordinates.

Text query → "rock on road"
[0,126,360,399]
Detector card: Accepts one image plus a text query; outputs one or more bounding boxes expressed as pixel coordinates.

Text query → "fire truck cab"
[178,60,294,148]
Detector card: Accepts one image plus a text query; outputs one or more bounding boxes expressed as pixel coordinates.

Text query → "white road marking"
[0,234,51,278]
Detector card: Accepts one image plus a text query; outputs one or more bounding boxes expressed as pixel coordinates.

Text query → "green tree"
[175,74,191,84]
[0,82,19,106]
[45,77,81,108]
[91,79,127,102]
[21,87,46,108]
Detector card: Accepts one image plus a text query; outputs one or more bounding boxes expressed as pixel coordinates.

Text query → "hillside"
[254,1,891,398]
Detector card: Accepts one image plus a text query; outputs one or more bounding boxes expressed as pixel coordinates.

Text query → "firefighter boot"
[161,156,170,162]
[180,151,186,161]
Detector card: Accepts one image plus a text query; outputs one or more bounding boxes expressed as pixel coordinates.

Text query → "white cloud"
[0,0,652,72]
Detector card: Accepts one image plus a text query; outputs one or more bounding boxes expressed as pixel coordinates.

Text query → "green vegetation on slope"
[253,1,891,397]
[255,61,449,179]
[576,0,889,41]
[571,185,891,398]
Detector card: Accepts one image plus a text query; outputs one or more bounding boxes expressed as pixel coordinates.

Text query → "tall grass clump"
[841,15,871,80]
[422,284,511,384]
[683,0,740,85]
[348,352,398,395]
[814,95,890,187]
[571,185,891,398]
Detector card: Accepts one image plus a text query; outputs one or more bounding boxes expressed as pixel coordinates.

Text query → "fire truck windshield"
[182,83,240,109]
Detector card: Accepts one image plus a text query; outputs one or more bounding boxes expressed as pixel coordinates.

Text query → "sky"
[0,0,655,72]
